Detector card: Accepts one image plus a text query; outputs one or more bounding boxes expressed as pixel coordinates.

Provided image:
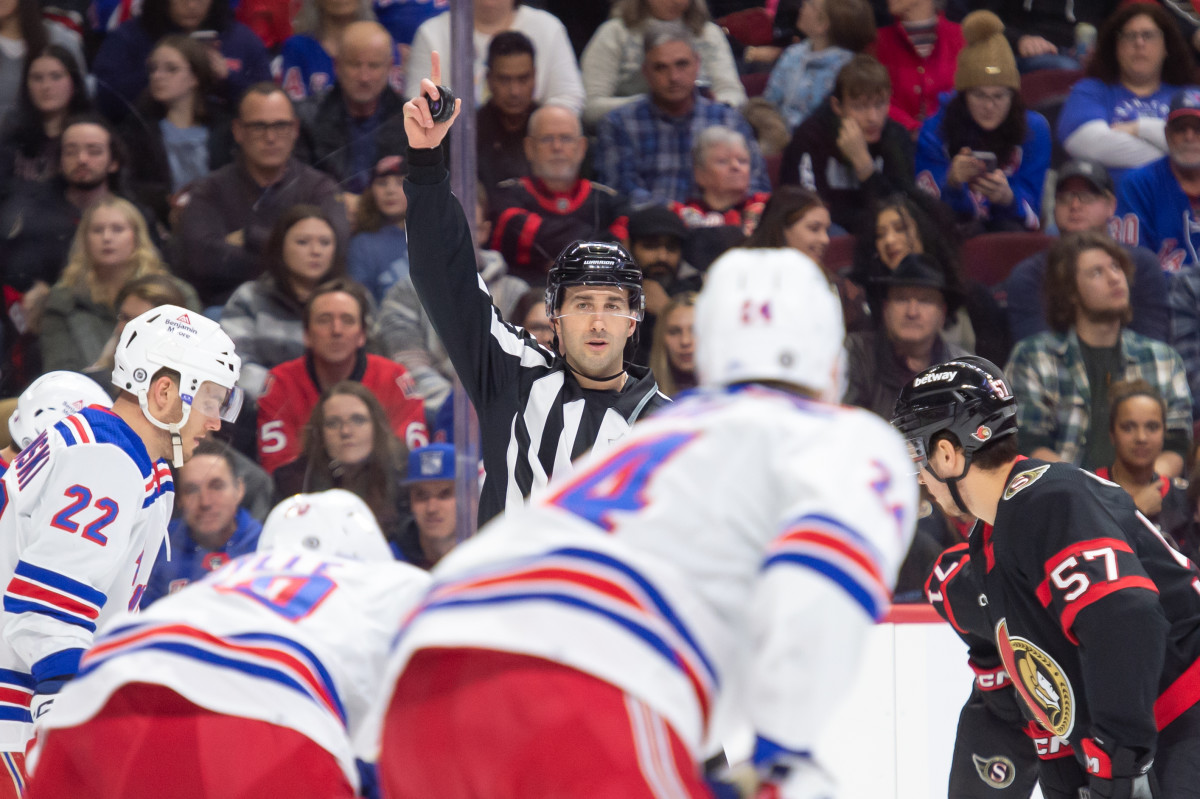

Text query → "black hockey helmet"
[545,241,644,321]
[891,356,1018,479]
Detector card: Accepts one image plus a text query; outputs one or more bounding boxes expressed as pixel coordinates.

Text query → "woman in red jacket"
[874,0,963,134]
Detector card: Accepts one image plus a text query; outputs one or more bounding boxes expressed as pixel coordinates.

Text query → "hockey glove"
[1080,738,1157,799]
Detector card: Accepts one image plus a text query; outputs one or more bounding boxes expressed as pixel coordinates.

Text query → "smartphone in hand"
[970,150,998,172]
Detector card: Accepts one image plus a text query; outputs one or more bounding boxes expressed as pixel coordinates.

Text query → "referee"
[403,59,669,525]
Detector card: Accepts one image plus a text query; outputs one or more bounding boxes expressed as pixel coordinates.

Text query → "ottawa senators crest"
[996,619,1075,738]
[1003,464,1050,500]
[971,754,1016,789]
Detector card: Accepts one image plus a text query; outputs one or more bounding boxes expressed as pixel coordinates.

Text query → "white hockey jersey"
[372,385,919,764]
[40,551,432,790]
[0,406,173,751]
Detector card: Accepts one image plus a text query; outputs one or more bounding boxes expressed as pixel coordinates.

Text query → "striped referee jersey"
[406,147,670,525]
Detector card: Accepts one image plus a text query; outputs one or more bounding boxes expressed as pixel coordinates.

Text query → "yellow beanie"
[954,10,1020,92]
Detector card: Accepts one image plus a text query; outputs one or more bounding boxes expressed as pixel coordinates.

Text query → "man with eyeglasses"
[476,31,539,192]
[490,104,629,282]
[781,53,916,235]
[402,54,668,524]
[1005,159,1168,344]
[174,83,350,310]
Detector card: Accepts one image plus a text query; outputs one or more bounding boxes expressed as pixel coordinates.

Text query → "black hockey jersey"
[928,459,1200,760]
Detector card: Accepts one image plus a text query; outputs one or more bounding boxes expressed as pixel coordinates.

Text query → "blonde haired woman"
[39,196,197,372]
[648,292,697,397]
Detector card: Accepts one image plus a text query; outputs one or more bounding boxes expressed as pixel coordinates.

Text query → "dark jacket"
[844,329,969,419]
[780,98,916,236]
[405,145,669,525]
[296,85,409,194]
[172,158,349,307]
[476,101,535,192]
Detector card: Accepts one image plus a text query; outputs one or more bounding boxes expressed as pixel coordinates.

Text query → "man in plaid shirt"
[594,20,769,208]
[1007,231,1191,475]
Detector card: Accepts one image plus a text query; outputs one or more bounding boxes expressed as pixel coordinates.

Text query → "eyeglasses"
[530,134,579,148]
[966,88,1012,106]
[323,414,370,432]
[239,120,295,138]
[1057,190,1105,205]
[1118,29,1162,45]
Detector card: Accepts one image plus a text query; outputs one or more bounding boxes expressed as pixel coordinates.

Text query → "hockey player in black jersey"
[893,355,1200,799]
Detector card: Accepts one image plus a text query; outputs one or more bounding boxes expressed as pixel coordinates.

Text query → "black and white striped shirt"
[406,148,669,524]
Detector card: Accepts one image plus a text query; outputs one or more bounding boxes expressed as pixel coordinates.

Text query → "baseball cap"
[372,154,408,180]
[627,206,687,243]
[1168,88,1200,125]
[1055,159,1114,196]
[403,443,456,485]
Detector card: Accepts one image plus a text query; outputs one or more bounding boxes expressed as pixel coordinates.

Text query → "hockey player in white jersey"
[369,247,919,799]
[0,306,241,795]
[23,489,431,799]
[0,371,113,468]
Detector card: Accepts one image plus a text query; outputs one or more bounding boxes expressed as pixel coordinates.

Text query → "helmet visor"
[904,437,928,475]
[552,283,644,322]
[187,382,244,423]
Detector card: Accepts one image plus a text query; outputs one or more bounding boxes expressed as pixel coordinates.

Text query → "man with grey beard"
[1117,87,1200,271]
[489,104,629,283]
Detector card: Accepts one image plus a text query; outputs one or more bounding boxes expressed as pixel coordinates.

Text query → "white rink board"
[727,614,1046,798]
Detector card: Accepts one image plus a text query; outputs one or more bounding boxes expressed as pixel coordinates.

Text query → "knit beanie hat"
[954,11,1020,92]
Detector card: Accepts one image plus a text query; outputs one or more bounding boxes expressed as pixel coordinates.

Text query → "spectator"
[295,21,408,195]
[978,0,1118,74]
[92,0,271,122]
[1116,87,1200,272]
[0,44,89,191]
[140,439,262,607]
[257,277,427,474]
[273,380,412,546]
[844,252,969,418]
[348,154,409,305]
[875,0,963,134]
[490,104,627,282]
[379,189,527,413]
[1007,230,1191,474]
[393,442,458,568]
[406,0,584,113]
[0,0,83,115]
[672,125,769,270]
[1095,378,1190,538]
[0,116,147,350]
[580,0,744,130]
[220,204,345,403]
[764,0,876,133]
[1057,4,1194,187]
[744,185,871,332]
[477,30,537,192]
[915,11,1051,234]
[594,20,769,207]
[39,196,185,373]
[173,84,350,309]
[850,193,1010,364]
[80,272,191,382]
[510,287,553,348]
[371,0,445,56]
[280,0,402,101]
[780,53,915,237]
[119,35,235,227]
[648,290,696,396]
[1005,159,1169,344]
[627,204,702,364]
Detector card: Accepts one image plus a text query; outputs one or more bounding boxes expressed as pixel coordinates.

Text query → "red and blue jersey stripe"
[407,547,719,727]
[0,670,33,724]
[764,513,891,622]
[80,622,347,726]
[3,561,105,633]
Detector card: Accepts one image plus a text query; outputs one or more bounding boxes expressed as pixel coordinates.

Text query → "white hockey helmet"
[8,371,113,451]
[257,489,393,562]
[694,248,846,401]
[112,305,242,466]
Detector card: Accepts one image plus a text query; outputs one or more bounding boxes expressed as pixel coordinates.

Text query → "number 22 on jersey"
[547,431,699,531]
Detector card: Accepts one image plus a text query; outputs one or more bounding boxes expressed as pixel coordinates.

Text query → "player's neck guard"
[562,359,627,388]
[138,392,189,468]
